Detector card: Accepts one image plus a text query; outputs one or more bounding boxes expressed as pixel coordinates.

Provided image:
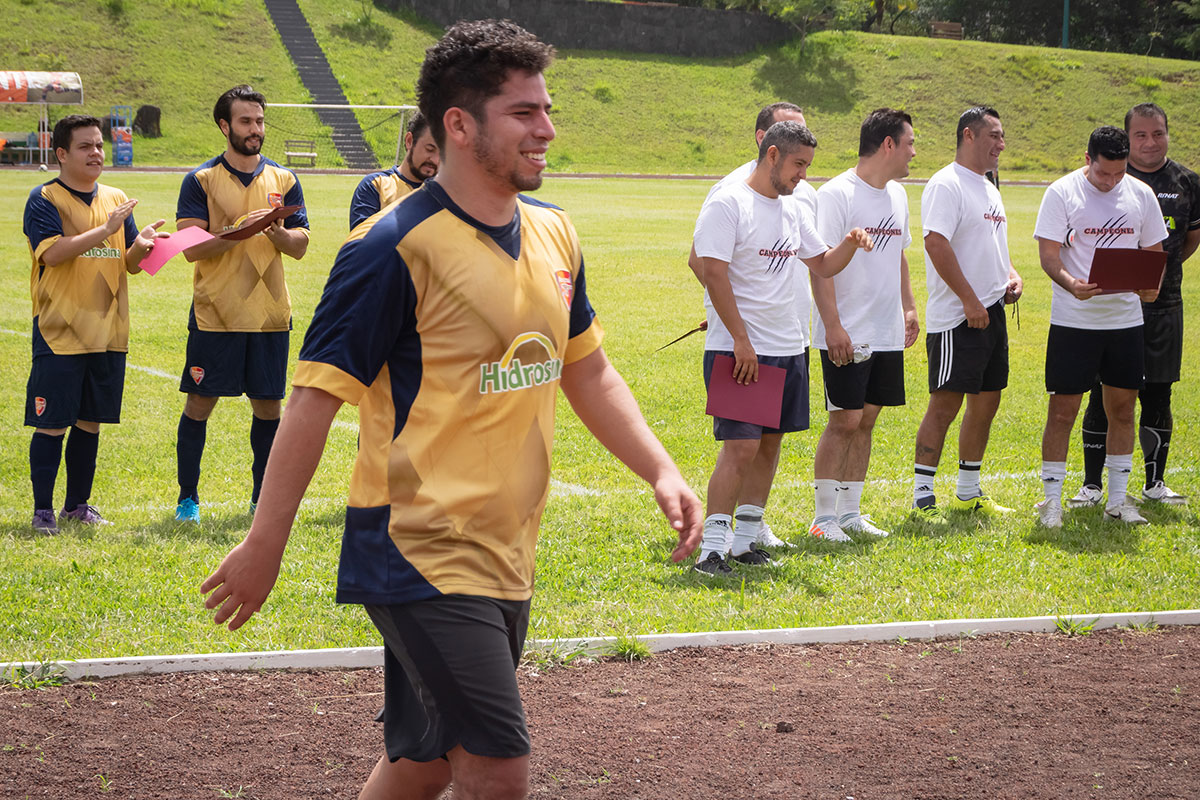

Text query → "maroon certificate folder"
[1087,247,1167,295]
[217,205,303,240]
[705,354,785,428]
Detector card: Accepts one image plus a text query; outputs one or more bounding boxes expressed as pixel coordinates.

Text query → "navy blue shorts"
[180,330,289,399]
[25,351,126,428]
[703,349,810,440]
[365,595,532,763]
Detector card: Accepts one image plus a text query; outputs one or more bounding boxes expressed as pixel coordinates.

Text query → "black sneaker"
[730,546,772,566]
[692,551,732,577]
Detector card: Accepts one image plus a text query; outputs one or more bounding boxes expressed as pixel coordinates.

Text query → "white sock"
[813,479,839,521]
[837,481,864,522]
[1105,453,1133,509]
[914,464,936,505]
[732,504,764,555]
[1042,461,1067,501]
[956,460,982,500]
[700,514,732,558]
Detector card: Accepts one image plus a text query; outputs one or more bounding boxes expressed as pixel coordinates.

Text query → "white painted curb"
[6,609,1198,683]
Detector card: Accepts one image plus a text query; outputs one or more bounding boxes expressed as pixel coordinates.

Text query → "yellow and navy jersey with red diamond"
[177,155,308,332]
[349,167,421,230]
[24,179,139,355]
[293,181,604,605]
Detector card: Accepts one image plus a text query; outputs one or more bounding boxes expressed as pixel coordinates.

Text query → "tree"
[1174,0,1200,55]
[723,0,848,53]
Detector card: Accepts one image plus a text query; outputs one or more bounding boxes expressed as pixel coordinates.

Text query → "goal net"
[263,103,417,170]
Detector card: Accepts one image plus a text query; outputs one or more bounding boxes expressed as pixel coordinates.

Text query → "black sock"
[30,431,64,510]
[63,426,100,511]
[1081,427,1107,489]
[1140,425,1171,488]
[177,414,207,503]
[1080,383,1107,489]
[250,416,280,504]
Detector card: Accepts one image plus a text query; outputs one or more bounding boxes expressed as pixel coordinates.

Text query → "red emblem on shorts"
[190,366,205,385]
[555,269,573,308]
[34,397,46,416]
[267,192,283,208]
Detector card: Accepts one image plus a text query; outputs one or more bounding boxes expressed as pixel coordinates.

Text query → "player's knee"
[825,410,862,436]
[452,761,527,800]
[183,394,218,420]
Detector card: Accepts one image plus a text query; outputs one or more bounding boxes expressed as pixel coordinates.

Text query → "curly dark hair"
[1087,126,1129,162]
[416,19,555,147]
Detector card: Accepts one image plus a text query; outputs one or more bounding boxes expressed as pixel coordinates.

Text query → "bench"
[284,139,317,167]
[930,21,964,39]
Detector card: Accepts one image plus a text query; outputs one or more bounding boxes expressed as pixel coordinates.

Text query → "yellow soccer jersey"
[176,155,308,332]
[348,166,421,229]
[24,180,138,355]
[294,181,604,604]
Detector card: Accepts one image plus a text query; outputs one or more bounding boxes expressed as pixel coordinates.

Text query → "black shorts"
[365,595,532,763]
[1142,307,1182,384]
[703,349,810,440]
[25,351,126,428]
[926,300,1008,394]
[180,329,289,399]
[1045,324,1144,395]
[819,348,905,410]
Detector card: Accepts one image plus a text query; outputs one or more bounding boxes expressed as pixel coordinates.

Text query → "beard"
[230,130,263,157]
[405,148,437,179]
[473,125,542,193]
[769,162,795,196]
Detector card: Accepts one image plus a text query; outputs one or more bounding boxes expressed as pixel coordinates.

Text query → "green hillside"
[0,0,316,166]
[2,0,1199,177]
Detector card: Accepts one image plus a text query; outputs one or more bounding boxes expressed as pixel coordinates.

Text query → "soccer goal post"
[264,103,417,170]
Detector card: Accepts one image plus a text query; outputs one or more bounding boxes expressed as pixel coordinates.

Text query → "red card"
[1087,247,1167,295]
[705,354,785,428]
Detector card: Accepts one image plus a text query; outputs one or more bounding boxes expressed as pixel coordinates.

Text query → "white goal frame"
[265,103,418,167]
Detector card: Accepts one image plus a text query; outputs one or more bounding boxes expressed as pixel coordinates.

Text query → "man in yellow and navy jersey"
[24,114,165,533]
[348,110,440,230]
[173,85,309,523]
[202,20,702,799]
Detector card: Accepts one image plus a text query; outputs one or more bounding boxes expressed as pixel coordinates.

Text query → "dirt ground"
[3,626,1198,799]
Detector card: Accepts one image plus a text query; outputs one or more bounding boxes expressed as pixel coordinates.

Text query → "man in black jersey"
[1070,103,1200,507]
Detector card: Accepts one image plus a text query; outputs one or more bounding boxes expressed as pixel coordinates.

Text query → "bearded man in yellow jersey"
[173,85,310,523]
[348,110,440,229]
[201,20,702,800]
[24,114,165,533]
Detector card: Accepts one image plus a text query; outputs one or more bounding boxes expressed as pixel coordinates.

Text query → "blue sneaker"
[175,497,200,523]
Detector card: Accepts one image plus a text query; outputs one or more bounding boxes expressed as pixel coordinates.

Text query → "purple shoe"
[32,509,59,534]
[59,504,111,526]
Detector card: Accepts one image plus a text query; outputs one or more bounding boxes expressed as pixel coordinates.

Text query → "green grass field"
[2,169,1198,663]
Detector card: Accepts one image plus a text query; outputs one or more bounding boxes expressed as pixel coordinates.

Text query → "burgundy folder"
[1087,247,1167,295]
[705,354,785,428]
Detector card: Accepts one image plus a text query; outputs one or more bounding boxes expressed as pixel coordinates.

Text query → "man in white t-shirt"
[810,108,920,543]
[1034,125,1168,527]
[691,121,872,576]
[688,101,816,552]
[912,107,1024,520]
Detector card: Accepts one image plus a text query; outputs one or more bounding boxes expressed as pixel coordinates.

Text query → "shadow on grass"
[752,35,859,115]
[1023,509,1143,554]
[892,510,1011,540]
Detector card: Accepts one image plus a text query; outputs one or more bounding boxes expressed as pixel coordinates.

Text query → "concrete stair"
[263,0,378,170]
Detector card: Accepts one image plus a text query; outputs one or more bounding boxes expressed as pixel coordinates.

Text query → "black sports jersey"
[1127,159,1200,310]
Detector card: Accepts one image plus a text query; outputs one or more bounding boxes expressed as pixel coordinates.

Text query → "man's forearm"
[269,227,309,260]
[244,385,342,554]
[41,223,116,267]
[926,234,980,307]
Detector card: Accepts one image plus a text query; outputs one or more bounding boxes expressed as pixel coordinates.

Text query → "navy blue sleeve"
[176,171,209,223]
[348,173,383,230]
[123,213,138,251]
[23,186,63,252]
[298,216,416,388]
[283,175,308,229]
[568,256,597,338]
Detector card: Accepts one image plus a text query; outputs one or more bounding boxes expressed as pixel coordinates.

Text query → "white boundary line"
[7,610,1197,682]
